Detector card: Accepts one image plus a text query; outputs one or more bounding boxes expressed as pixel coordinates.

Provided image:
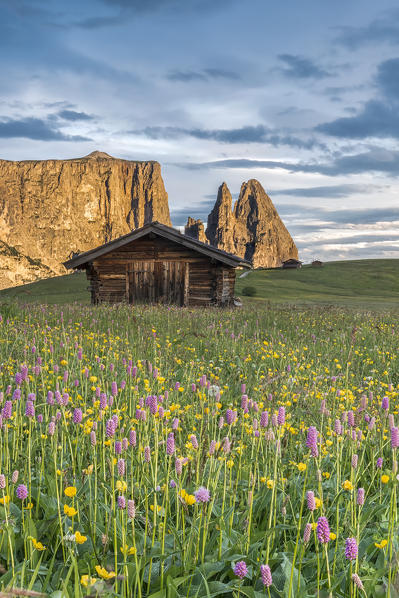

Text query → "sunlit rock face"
[0,151,171,288]
[206,179,298,267]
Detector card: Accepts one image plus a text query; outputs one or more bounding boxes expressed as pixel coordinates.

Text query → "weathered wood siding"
[84,235,237,306]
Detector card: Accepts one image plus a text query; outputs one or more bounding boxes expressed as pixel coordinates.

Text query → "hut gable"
[64,222,250,307]
[282,258,302,269]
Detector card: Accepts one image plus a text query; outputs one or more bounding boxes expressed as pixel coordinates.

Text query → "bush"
[241,285,257,297]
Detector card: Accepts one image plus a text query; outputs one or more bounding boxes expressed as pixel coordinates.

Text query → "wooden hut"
[311,260,323,267]
[63,222,251,307]
[282,258,302,269]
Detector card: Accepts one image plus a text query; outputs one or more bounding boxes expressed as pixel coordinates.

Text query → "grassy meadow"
[1,258,398,309]
[0,260,398,596]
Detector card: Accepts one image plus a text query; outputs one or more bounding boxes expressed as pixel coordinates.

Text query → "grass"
[0,272,90,305]
[0,259,398,309]
[0,301,398,597]
[235,259,399,309]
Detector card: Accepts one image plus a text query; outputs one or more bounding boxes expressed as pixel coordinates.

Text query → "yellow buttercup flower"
[342,480,353,491]
[75,531,87,544]
[29,537,46,551]
[315,497,322,509]
[329,532,337,540]
[116,480,127,492]
[150,504,162,513]
[64,486,77,498]
[0,495,10,505]
[375,539,388,549]
[81,575,97,587]
[226,460,234,469]
[120,544,136,555]
[381,475,390,484]
[267,480,274,489]
[95,566,116,580]
[297,463,307,472]
[64,504,78,517]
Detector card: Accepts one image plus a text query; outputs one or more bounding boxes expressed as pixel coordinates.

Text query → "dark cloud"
[57,110,94,121]
[335,9,399,49]
[167,71,207,82]
[167,68,240,82]
[102,0,231,10]
[316,100,399,139]
[203,68,240,80]
[271,184,387,199]
[132,125,321,149]
[73,15,127,29]
[376,58,399,101]
[277,54,331,79]
[178,148,399,177]
[316,59,399,140]
[0,117,91,141]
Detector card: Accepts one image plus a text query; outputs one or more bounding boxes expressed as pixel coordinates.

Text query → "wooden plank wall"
[84,236,236,306]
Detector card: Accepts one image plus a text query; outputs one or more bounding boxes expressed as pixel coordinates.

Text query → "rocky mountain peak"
[205,178,298,267]
[84,151,113,159]
[206,182,237,254]
[185,217,207,243]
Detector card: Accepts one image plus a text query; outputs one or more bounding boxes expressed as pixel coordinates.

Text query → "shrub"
[241,285,257,297]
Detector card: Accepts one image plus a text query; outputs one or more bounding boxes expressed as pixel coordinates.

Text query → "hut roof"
[63,221,252,270]
[282,258,302,265]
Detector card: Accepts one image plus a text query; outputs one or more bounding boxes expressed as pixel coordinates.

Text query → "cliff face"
[184,217,207,243]
[0,151,171,287]
[206,179,298,267]
[206,183,237,254]
[0,240,54,289]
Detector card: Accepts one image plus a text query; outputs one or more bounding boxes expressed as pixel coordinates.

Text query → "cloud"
[167,71,207,82]
[305,233,399,248]
[277,204,399,227]
[316,100,399,139]
[131,125,321,149]
[376,58,399,101]
[0,116,91,141]
[271,184,387,199]
[57,110,95,121]
[335,9,399,49]
[167,68,240,82]
[316,59,399,140]
[277,54,331,79]
[178,148,399,177]
[102,0,232,10]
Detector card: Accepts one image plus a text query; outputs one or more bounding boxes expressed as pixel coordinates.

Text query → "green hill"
[235,259,399,309]
[0,259,398,308]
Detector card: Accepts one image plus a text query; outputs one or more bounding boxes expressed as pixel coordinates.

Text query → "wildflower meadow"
[0,301,398,597]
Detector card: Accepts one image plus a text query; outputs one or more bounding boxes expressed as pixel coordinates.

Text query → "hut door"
[127,261,189,306]
[127,261,156,304]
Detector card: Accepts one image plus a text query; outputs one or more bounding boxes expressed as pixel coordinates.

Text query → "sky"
[1,0,399,262]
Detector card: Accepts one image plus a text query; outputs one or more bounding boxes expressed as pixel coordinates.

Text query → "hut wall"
[85,236,237,306]
[215,267,236,306]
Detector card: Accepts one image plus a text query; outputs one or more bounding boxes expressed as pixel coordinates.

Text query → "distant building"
[64,221,251,307]
[311,260,323,267]
[282,258,302,269]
